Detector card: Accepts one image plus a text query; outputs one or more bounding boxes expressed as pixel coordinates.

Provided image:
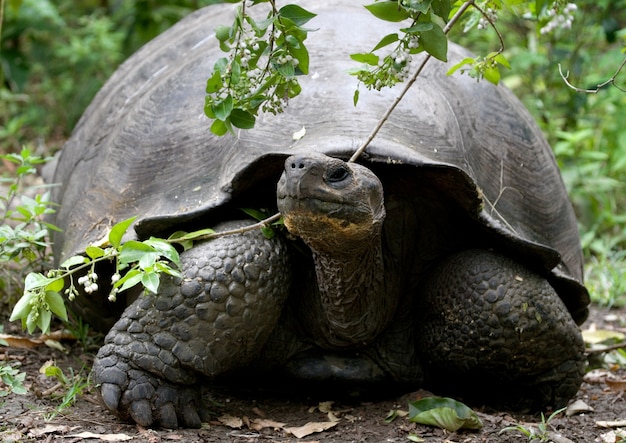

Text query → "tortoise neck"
[305,224,397,348]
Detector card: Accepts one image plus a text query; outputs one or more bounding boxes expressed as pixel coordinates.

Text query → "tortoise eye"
[326,165,350,183]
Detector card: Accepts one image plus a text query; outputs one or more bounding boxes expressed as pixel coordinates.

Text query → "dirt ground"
[1,304,626,443]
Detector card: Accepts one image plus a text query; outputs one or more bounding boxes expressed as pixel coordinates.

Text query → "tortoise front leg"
[92,221,292,428]
[416,249,585,410]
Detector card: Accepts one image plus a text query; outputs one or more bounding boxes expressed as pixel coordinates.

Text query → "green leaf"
[405,0,433,14]
[138,252,160,269]
[9,291,37,322]
[446,57,476,76]
[420,23,448,62]
[230,108,256,129]
[60,255,88,269]
[287,36,310,74]
[431,0,452,20]
[365,2,410,22]
[274,61,295,78]
[210,118,229,136]
[278,4,317,26]
[230,60,241,85]
[43,364,66,382]
[408,397,483,431]
[241,208,269,221]
[483,65,501,84]
[118,240,156,265]
[401,22,433,33]
[85,245,105,259]
[212,95,234,121]
[24,272,49,291]
[141,272,160,294]
[26,307,39,334]
[45,278,64,293]
[372,33,399,51]
[168,228,216,243]
[350,53,380,66]
[260,226,275,239]
[144,238,181,267]
[353,89,360,106]
[167,231,194,251]
[493,53,511,69]
[215,24,232,42]
[45,291,68,322]
[155,262,183,279]
[37,309,52,335]
[109,216,137,248]
[116,269,143,293]
[206,70,223,94]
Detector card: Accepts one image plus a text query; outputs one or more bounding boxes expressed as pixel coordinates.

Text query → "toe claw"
[129,399,154,427]
[158,403,179,429]
[100,383,122,411]
[180,405,201,428]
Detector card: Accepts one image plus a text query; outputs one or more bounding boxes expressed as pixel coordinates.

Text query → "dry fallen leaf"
[584,369,612,384]
[597,419,626,428]
[546,432,575,443]
[582,328,625,344]
[284,421,338,438]
[601,429,626,443]
[565,399,594,416]
[218,414,243,429]
[249,418,287,431]
[28,425,72,437]
[0,331,74,349]
[607,377,626,393]
[68,431,134,441]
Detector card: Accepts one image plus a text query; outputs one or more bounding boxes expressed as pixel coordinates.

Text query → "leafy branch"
[10,216,182,334]
[10,211,284,335]
[204,0,316,135]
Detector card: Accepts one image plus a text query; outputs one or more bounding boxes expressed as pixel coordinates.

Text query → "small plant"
[500,407,566,441]
[0,363,28,397]
[39,361,89,420]
[0,148,57,308]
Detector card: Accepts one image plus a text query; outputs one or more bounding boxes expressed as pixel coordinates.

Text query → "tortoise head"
[277,153,385,253]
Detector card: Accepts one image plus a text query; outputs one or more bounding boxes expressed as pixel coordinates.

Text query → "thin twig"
[349,0,476,163]
[558,58,626,93]
[472,2,505,54]
[172,212,283,243]
[586,341,626,356]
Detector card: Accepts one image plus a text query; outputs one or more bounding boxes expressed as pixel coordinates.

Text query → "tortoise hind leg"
[416,249,585,410]
[92,221,292,428]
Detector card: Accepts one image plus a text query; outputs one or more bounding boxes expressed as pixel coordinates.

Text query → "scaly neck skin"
[299,222,397,349]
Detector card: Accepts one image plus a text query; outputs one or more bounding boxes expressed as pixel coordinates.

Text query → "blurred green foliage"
[0,0,221,150]
[0,0,625,306]
[450,0,626,307]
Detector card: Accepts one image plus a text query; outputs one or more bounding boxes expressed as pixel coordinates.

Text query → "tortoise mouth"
[276,153,385,245]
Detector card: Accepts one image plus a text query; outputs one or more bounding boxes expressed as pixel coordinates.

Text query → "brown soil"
[1,305,625,443]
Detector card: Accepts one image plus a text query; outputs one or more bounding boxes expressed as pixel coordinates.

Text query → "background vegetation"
[1,0,625,321]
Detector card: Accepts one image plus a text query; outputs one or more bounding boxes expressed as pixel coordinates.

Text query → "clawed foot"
[93,346,205,429]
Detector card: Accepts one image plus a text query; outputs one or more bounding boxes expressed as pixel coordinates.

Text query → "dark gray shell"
[50,1,589,323]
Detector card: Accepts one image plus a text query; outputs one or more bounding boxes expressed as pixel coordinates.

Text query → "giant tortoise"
[50,0,590,429]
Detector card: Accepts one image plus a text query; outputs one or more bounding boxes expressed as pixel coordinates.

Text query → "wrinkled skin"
[92,154,586,428]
